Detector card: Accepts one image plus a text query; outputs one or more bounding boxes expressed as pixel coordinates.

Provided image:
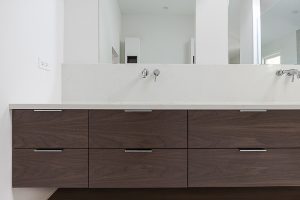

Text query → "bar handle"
[34,110,63,112]
[34,149,64,153]
[124,110,153,113]
[239,149,267,152]
[124,149,153,153]
[240,110,267,112]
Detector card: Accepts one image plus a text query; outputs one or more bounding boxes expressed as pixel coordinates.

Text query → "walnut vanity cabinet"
[12,108,300,189]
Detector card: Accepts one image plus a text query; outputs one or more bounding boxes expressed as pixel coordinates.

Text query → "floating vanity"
[10,104,300,197]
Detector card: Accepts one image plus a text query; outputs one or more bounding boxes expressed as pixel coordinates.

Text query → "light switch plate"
[38,57,52,71]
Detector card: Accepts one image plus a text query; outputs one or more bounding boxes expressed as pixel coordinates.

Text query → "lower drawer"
[89,149,187,188]
[13,149,88,188]
[189,149,300,187]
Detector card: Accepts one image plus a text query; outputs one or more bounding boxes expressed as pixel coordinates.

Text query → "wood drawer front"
[189,149,300,187]
[89,110,187,148]
[13,149,88,188]
[13,110,88,148]
[89,149,187,188]
[189,110,300,148]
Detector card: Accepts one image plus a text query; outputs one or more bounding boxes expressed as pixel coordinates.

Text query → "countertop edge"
[9,104,300,110]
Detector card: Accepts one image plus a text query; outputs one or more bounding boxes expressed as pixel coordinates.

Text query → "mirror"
[261,0,300,65]
[99,0,196,64]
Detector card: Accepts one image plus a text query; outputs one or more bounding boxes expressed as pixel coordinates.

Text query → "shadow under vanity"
[10,106,300,199]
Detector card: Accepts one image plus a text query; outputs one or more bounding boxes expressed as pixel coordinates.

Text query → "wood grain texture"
[189,149,300,187]
[13,149,88,188]
[89,149,187,188]
[49,188,300,200]
[189,110,300,148]
[13,110,88,148]
[89,110,187,148]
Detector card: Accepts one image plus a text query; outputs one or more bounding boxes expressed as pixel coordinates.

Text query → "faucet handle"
[276,70,284,76]
[287,69,299,82]
[153,69,160,82]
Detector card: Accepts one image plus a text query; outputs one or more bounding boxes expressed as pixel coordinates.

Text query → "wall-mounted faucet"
[141,68,149,78]
[276,69,300,82]
[141,68,160,82]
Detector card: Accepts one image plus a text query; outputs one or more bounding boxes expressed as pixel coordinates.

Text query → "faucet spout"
[141,68,149,78]
[276,69,300,82]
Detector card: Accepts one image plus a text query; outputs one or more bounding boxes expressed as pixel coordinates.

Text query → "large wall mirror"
[66,0,300,65]
[100,0,196,64]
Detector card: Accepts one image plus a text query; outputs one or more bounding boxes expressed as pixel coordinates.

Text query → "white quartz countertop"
[9,104,300,110]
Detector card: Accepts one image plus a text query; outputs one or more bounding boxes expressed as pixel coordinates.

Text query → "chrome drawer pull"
[240,109,267,112]
[33,110,63,112]
[124,149,153,153]
[34,149,64,153]
[239,149,267,152]
[124,110,153,113]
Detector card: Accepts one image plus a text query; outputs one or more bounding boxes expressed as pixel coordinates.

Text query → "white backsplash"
[62,64,300,104]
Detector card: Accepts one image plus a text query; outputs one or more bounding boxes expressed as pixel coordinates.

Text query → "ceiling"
[118,0,196,15]
[260,0,281,14]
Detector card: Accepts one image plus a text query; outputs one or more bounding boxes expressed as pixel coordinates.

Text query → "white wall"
[262,32,298,65]
[196,0,228,64]
[0,0,63,199]
[121,14,195,64]
[62,64,300,104]
[64,0,99,64]
[99,0,122,64]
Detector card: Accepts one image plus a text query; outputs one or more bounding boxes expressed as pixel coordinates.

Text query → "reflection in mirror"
[100,0,196,64]
[261,0,300,65]
[228,0,241,64]
[229,0,262,65]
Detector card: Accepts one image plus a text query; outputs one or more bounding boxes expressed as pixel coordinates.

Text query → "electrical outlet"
[38,57,51,71]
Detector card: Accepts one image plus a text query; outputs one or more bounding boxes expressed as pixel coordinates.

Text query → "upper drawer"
[189,110,300,148]
[89,110,187,148]
[13,110,88,148]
